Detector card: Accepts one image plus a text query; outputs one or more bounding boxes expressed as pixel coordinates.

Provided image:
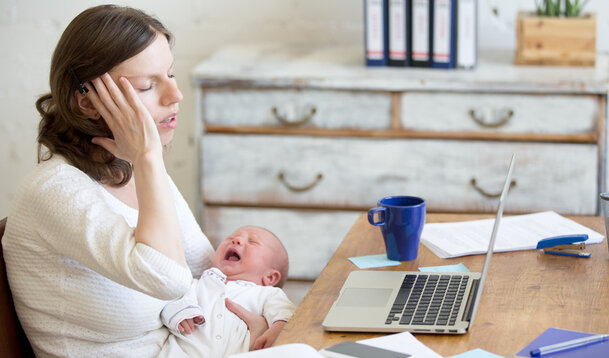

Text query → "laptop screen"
[468,154,515,325]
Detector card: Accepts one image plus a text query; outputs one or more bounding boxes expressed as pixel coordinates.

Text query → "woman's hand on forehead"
[87,73,162,164]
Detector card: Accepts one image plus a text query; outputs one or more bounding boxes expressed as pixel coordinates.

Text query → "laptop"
[322,154,515,334]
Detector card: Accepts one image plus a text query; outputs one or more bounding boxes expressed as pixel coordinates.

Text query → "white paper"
[357,331,443,358]
[229,343,323,358]
[421,211,604,259]
[229,333,442,358]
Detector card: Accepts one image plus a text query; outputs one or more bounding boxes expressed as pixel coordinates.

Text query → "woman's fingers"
[225,298,250,322]
[90,77,119,123]
[225,298,269,350]
[84,81,113,127]
[118,76,159,138]
[253,336,268,350]
[118,76,143,111]
[100,74,132,119]
[85,73,161,163]
[225,298,268,330]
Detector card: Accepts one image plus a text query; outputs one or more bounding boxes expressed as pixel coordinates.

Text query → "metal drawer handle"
[271,106,317,127]
[468,108,514,128]
[278,171,323,192]
[470,178,517,198]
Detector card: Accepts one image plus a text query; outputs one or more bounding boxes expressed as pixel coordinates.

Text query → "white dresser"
[192,44,609,279]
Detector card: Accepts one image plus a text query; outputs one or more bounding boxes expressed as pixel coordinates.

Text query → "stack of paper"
[229,331,442,358]
[421,211,604,259]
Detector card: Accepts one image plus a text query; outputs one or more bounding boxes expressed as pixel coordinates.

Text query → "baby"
[161,226,295,357]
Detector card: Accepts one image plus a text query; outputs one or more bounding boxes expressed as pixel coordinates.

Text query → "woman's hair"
[36,5,173,185]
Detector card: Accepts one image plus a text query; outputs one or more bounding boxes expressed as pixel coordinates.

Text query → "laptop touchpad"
[337,288,392,307]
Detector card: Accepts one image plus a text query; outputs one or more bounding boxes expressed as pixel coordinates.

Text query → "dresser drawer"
[401,92,599,134]
[201,134,598,214]
[202,88,392,129]
[201,206,360,279]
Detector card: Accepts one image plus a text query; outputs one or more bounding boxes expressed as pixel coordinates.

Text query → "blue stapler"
[536,234,590,257]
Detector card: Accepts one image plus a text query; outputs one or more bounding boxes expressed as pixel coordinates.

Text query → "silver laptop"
[322,154,515,334]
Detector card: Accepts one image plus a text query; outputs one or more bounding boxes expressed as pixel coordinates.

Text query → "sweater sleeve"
[262,287,296,325]
[28,160,192,300]
[166,177,214,278]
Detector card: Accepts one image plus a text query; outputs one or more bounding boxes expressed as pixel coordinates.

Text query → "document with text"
[421,211,604,259]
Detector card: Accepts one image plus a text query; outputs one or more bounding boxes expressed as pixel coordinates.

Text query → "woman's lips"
[158,115,178,129]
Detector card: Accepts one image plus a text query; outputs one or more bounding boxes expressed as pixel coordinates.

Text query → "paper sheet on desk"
[358,331,442,358]
[421,211,604,259]
[228,332,443,358]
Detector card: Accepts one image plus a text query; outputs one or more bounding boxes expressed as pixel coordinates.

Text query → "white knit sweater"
[3,155,215,357]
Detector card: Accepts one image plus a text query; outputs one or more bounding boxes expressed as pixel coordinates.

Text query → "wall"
[1,0,609,216]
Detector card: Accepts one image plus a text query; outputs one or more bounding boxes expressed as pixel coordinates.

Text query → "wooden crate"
[515,11,596,66]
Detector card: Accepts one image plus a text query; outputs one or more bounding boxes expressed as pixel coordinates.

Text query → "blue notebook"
[516,328,609,358]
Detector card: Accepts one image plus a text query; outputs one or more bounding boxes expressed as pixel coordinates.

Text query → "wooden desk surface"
[275,213,609,357]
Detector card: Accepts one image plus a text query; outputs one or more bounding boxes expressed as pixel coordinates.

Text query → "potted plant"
[515,0,596,66]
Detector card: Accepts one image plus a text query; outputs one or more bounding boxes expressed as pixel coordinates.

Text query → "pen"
[530,334,609,357]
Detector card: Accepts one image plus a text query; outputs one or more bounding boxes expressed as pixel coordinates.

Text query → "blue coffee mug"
[367,196,426,261]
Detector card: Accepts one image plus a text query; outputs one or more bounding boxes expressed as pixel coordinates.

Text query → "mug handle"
[368,207,386,226]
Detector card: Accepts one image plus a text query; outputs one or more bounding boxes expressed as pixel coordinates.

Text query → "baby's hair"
[249,226,289,288]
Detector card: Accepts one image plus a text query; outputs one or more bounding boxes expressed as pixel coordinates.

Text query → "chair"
[0,217,35,357]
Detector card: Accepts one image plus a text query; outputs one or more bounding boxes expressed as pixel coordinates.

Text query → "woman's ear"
[261,269,281,287]
[74,90,100,119]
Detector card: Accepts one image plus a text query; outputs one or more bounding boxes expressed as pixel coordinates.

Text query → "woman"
[3,5,268,357]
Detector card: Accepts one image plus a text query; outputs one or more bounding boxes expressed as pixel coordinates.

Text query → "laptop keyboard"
[385,274,469,326]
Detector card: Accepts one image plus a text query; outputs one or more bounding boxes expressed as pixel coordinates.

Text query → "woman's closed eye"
[138,74,174,92]
[133,79,154,92]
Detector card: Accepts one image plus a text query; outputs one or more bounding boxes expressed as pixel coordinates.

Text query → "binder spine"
[388,0,410,67]
[365,0,389,66]
[456,0,478,69]
[410,0,432,67]
[432,0,456,68]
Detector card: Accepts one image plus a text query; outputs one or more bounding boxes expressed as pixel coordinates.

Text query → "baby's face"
[212,226,281,285]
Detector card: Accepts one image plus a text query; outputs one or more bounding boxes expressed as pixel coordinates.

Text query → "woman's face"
[109,33,183,146]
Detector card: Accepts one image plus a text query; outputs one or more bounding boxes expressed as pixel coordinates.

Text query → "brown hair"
[36,5,173,185]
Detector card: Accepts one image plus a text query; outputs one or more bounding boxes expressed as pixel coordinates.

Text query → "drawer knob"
[271,106,317,127]
[468,108,514,128]
[278,171,323,192]
[470,178,517,198]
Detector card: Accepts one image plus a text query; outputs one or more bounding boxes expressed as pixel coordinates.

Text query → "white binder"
[456,0,477,68]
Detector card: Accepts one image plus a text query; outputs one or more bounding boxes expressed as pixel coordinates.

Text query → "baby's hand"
[178,315,205,335]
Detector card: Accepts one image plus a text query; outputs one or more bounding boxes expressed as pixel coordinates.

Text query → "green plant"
[535,0,590,17]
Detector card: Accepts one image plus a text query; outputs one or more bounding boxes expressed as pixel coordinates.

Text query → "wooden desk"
[275,213,609,357]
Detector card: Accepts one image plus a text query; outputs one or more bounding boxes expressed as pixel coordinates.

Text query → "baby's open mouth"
[224,247,241,262]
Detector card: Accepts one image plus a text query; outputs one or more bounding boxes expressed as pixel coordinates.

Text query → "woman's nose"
[162,79,183,106]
